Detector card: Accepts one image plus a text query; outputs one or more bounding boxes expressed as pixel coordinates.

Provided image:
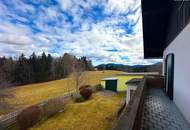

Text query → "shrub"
[74,96,86,103]
[80,88,92,100]
[79,85,91,91]
[42,98,67,118]
[17,105,42,130]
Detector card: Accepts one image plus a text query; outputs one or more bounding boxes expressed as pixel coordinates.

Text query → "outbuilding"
[101,77,118,92]
[100,73,149,92]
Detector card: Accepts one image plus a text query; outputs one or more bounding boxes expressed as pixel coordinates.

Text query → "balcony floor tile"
[141,88,190,130]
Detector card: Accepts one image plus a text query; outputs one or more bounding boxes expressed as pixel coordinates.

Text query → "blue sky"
[0,0,162,65]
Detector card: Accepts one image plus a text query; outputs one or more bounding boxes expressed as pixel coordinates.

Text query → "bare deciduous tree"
[72,58,86,95]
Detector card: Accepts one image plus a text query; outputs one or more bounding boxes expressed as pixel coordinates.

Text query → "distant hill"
[96,62,163,74]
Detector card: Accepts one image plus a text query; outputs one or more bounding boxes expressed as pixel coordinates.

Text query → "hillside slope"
[1,70,122,115]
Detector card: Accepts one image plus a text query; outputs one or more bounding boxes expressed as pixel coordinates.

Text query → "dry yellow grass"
[1,70,122,115]
[30,92,125,130]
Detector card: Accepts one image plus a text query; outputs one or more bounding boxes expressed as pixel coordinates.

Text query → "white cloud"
[11,0,35,13]
[105,0,138,14]
[0,22,31,35]
[53,18,144,65]
[60,0,73,10]
[0,34,32,45]
[0,0,162,65]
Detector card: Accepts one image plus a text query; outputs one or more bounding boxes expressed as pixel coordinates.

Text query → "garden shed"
[100,73,145,92]
[101,77,118,92]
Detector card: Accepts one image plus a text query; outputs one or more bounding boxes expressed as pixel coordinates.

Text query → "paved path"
[141,88,190,130]
[100,90,116,96]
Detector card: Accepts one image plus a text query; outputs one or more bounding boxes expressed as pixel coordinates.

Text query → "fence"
[0,92,76,130]
[0,109,22,129]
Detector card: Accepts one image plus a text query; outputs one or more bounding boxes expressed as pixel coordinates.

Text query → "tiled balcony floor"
[140,88,190,130]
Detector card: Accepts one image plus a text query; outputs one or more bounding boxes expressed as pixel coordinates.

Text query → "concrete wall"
[163,22,190,123]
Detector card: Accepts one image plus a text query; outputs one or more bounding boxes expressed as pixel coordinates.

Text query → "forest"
[0,52,93,88]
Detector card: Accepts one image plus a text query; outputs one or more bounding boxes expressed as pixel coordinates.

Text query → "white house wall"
[163,22,190,123]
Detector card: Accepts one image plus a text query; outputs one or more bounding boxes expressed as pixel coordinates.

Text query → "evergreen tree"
[0,52,94,87]
[14,54,32,84]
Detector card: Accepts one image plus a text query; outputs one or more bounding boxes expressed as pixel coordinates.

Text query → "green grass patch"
[29,92,125,130]
[0,70,122,115]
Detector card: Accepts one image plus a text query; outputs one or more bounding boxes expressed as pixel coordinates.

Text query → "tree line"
[0,52,94,88]
[96,63,162,74]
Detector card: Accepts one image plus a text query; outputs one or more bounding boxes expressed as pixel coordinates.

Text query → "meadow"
[29,92,125,130]
[0,70,122,115]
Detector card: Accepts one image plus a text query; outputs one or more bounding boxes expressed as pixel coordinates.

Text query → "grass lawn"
[29,92,125,130]
[0,70,122,115]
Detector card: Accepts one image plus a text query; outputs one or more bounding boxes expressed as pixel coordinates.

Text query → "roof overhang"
[101,77,118,81]
[141,0,172,59]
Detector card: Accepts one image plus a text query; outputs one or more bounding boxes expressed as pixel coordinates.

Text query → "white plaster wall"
[163,23,190,123]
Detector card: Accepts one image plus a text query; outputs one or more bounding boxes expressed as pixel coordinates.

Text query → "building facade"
[101,73,144,92]
[142,0,190,123]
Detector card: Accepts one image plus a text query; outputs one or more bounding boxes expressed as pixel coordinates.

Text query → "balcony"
[113,76,190,130]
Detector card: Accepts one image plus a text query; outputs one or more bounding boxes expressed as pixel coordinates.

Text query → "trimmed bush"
[80,88,92,100]
[42,98,66,118]
[17,105,42,130]
[79,85,91,91]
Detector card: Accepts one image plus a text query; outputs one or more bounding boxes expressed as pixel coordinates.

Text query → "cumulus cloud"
[105,0,135,14]
[0,0,162,65]
[60,0,73,10]
[0,34,32,45]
